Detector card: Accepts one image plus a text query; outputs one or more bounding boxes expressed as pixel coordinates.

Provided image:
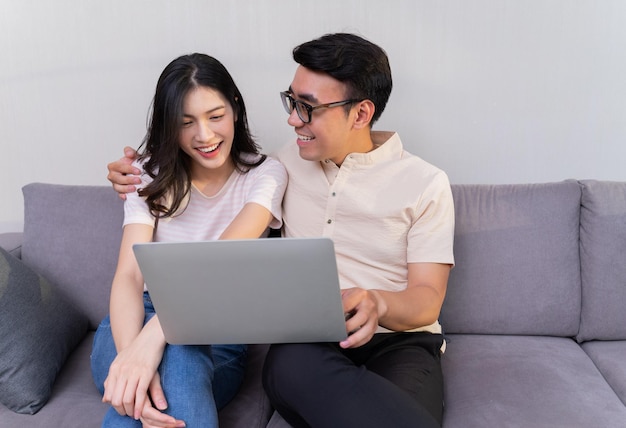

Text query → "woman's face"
[178,86,236,179]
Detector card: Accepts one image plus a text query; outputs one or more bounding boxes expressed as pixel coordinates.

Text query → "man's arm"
[107,146,141,200]
[340,262,451,349]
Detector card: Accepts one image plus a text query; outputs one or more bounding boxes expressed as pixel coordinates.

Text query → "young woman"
[91,53,287,428]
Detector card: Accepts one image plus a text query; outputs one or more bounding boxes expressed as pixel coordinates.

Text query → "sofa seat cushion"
[0,247,89,414]
[219,344,274,428]
[0,338,274,427]
[267,411,292,427]
[582,340,626,407]
[441,334,626,428]
[0,333,107,426]
[578,180,626,341]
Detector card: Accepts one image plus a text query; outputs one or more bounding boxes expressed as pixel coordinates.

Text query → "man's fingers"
[123,146,138,160]
[107,163,141,181]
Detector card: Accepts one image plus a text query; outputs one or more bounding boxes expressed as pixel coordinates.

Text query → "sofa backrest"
[440,180,582,337]
[577,180,626,342]
[20,180,623,340]
[21,183,124,329]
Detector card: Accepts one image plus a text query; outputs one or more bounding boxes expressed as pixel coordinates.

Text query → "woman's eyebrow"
[183,105,225,117]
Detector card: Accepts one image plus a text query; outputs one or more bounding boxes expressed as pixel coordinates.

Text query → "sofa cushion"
[219,344,274,428]
[0,232,22,258]
[441,181,582,336]
[0,247,89,414]
[21,183,124,329]
[442,334,626,428]
[0,333,108,426]
[578,180,626,341]
[582,340,626,407]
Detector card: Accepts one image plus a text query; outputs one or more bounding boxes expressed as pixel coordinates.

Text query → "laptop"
[132,237,348,345]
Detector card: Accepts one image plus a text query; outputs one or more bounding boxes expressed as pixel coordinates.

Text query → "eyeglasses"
[280,91,359,124]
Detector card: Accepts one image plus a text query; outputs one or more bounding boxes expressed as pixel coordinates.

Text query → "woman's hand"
[102,317,167,420]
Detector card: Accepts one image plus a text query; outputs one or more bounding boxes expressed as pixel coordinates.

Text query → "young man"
[108,33,454,428]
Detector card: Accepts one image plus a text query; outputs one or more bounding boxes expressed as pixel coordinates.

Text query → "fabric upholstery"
[0,247,89,414]
[440,180,581,336]
[441,181,582,336]
[582,340,626,407]
[219,345,274,428]
[578,180,626,341]
[4,180,626,427]
[0,333,107,424]
[442,334,626,428]
[0,232,22,258]
[21,183,124,329]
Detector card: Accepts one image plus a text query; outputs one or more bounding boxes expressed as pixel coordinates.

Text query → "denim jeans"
[91,293,247,428]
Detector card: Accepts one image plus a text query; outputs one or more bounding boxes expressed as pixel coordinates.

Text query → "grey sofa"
[1,180,625,428]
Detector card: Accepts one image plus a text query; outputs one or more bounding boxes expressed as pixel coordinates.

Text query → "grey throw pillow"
[0,247,89,414]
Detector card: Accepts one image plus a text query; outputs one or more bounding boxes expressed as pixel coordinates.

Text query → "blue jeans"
[91,293,247,428]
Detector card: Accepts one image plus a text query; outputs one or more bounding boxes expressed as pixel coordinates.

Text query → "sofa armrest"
[0,232,23,259]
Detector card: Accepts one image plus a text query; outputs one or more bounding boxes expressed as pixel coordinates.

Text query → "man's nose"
[287,108,304,127]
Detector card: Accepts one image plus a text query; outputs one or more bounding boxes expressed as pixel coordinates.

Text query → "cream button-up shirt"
[274,131,455,335]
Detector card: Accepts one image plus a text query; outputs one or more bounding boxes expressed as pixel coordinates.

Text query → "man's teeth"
[298,134,313,141]
[198,144,219,153]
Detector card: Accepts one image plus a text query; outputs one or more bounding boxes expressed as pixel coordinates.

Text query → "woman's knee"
[160,344,215,387]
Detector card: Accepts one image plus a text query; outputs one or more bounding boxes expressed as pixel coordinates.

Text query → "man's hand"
[339,287,382,349]
[338,263,451,349]
[107,146,140,200]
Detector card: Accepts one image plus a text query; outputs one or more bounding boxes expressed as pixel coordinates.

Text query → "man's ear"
[352,100,375,130]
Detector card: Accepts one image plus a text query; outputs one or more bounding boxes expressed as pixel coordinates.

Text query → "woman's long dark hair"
[137,53,265,219]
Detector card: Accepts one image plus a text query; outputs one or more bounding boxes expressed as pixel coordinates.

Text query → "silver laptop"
[132,237,347,345]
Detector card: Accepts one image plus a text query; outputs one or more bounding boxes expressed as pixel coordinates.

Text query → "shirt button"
[327,219,332,224]
[332,192,336,197]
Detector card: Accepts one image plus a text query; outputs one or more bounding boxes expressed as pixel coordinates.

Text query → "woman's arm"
[103,223,170,420]
[109,223,153,351]
[219,202,275,240]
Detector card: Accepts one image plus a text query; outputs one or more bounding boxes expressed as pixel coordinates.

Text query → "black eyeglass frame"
[280,91,360,124]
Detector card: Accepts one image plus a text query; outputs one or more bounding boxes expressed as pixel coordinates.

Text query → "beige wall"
[2,0,626,232]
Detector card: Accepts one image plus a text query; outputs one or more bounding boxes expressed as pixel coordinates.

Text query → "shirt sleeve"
[244,157,288,230]
[407,170,456,266]
[122,160,156,228]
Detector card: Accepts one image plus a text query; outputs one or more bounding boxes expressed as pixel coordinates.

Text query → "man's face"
[286,66,356,165]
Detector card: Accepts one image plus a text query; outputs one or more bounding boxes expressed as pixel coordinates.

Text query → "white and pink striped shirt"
[123,154,287,242]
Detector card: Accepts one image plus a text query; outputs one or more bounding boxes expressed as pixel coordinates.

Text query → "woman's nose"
[196,121,215,141]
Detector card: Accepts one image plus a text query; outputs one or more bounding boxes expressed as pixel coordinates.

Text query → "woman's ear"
[352,100,375,130]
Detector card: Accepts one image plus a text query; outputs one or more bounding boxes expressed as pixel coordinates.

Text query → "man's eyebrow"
[288,86,318,104]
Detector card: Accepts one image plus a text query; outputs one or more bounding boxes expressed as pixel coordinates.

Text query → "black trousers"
[262,332,444,428]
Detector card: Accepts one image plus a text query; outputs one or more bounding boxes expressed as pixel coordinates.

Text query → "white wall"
[2,0,626,233]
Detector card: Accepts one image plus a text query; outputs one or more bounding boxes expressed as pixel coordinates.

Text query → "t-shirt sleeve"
[244,157,288,230]
[123,160,156,228]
